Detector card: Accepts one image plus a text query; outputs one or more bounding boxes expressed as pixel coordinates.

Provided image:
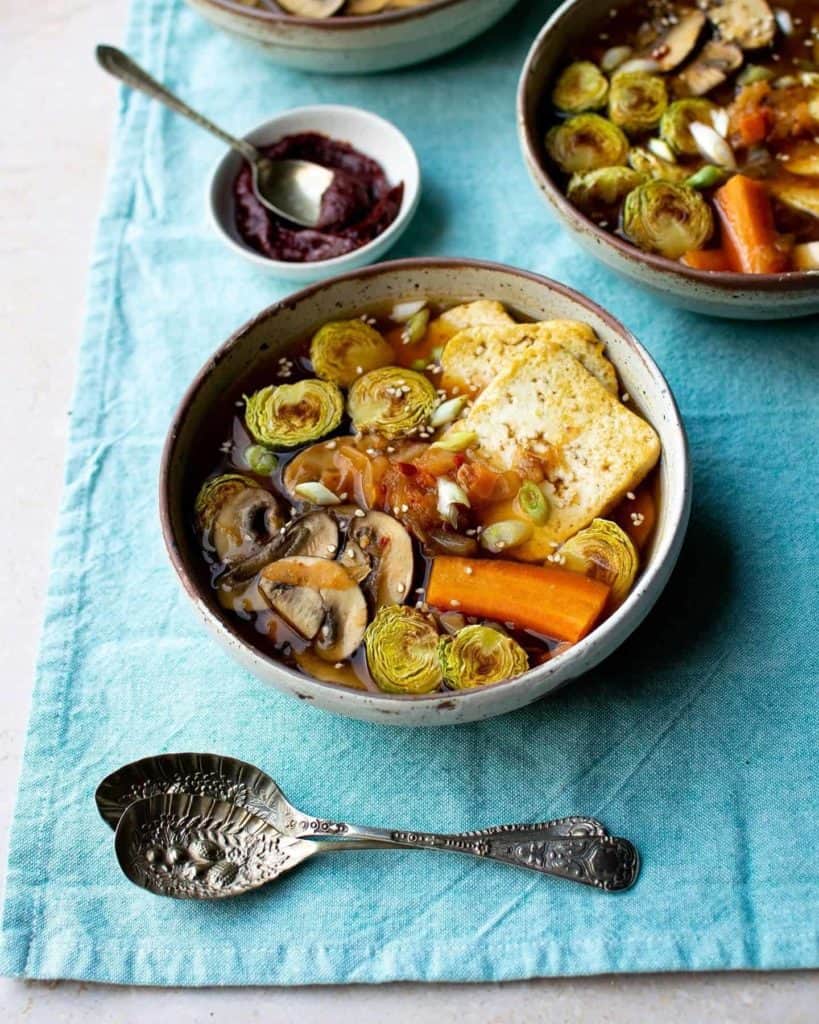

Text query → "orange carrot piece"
[681,249,732,272]
[714,174,790,274]
[426,556,610,644]
[736,108,771,147]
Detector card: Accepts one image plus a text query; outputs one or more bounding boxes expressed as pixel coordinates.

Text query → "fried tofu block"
[433,300,515,334]
[461,343,660,560]
[441,321,618,396]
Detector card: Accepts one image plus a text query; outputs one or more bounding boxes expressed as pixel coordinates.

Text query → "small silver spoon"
[115,792,639,898]
[96,751,610,848]
[95,45,334,228]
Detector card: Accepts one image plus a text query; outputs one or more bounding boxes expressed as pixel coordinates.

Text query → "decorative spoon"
[95,45,334,228]
[115,793,639,898]
[96,751,611,847]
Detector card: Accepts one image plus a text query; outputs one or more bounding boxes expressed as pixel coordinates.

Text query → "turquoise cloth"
[2,0,818,986]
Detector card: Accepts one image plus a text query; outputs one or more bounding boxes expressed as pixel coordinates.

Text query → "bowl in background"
[186,0,520,74]
[517,0,819,320]
[160,258,691,726]
[209,104,420,282]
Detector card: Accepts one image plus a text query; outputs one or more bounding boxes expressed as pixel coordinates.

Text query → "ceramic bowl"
[160,258,691,726]
[186,0,520,74]
[209,105,420,283]
[517,0,819,320]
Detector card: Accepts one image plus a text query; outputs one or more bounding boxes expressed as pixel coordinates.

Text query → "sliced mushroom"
[643,9,706,71]
[212,487,284,564]
[704,0,775,50]
[276,0,345,16]
[339,511,414,609]
[219,510,340,587]
[259,557,368,662]
[674,39,744,95]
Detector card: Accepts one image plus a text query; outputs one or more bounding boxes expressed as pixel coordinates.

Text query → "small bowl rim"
[516,0,819,295]
[159,256,691,711]
[208,104,421,274]
[197,0,463,30]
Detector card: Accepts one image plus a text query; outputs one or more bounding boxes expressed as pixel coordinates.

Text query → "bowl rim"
[159,256,691,708]
[197,0,464,30]
[208,104,421,274]
[516,0,819,294]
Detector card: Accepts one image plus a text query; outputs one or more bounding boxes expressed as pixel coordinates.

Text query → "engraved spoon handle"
[310,827,639,892]
[95,45,260,164]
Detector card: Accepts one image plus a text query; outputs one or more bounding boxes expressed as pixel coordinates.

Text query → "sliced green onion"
[401,308,430,345]
[480,520,534,554]
[293,481,341,506]
[431,430,478,453]
[685,164,728,190]
[244,444,278,475]
[429,395,467,428]
[514,481,551,525]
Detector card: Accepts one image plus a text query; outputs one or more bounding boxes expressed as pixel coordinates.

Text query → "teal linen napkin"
[2,0,818,985]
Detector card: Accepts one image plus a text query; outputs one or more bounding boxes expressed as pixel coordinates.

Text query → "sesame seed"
[326,544,336,554]
[356,366,364,375]
[621,392,630,402]
[627,491,636,500]
[334,662,343,669]
[397,582,405,594]
[450,599,461,607]
[326,440,337,450]
[465,566,474,575]
[401,504,409,512]
[339,492,348,501]
[354,509,366,518]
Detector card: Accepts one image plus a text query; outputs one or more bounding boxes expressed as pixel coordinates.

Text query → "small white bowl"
[208,104,420,283]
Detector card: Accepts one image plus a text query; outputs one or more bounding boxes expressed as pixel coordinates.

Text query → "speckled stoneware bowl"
[517,0,819,320]
[185,0,520,74]
[160,258,691,726]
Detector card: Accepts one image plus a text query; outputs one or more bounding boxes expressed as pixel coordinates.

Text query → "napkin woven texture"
[2,0,818,986]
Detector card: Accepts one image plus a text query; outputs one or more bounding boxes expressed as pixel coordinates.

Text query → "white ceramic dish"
[186,0,520,74]
[517,0,819,320]
[161,258,691,726]
[208,105,420,282]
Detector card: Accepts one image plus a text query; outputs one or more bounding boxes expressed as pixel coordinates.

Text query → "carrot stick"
[714,174,790,274]
[681,249,732,272]
[426,556,610,644]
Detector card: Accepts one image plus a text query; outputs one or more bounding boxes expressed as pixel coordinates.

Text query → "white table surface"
[0,2,815,1020]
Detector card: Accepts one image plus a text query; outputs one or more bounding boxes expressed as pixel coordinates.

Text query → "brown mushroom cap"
[339,510,415,609]
[212,487,284,564]
[259,556,368,662]
[219,510,339,587]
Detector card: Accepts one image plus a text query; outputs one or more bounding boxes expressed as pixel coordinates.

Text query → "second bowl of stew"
[518,0,819,318]
[160,258,690,725]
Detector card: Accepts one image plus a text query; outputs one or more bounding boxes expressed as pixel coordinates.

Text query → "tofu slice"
[434,300,515,333]
[441,321,618,396]
[461,343,660,560]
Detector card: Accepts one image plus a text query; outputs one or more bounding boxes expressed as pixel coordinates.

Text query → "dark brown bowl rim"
[516,0,819,295]
[198,0,463,30]
[159,256,687,705]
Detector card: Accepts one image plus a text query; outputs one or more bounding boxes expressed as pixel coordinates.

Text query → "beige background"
[0,1,815,1019]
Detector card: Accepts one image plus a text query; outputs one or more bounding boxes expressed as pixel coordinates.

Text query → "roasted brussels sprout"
[623,180,714,259]
[194,474,255,534]
[545,114,629,174]
[364,605,443,694]
[439,625,528,690]
[552,61,609,114]
[348,367,437,440]
[245,379,343,449]
[309,319,393,388]
[660,99,718,156]
[567,166,645,215]
[559,518,638,607]
[628,146,691,183]
[608,72,668,134]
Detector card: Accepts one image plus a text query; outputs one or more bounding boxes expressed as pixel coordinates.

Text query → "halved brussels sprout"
[628,146,692,183]
[245,379,343,449]
[559,518,638,607]
[348,367,437,440]
[567,166,645,215]
[194,474,255,534]
[545,114,629,174]
[608,72,668,134]
[439,625,528,690]
[310,320,393,388]
[623,180,714,259]
[552,61,609,114]
[364,605,443,694]
[660,99,718,156]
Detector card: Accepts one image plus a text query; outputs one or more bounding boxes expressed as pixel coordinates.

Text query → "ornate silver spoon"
[115,793,639,898]
[96,752,612,850]
[95,46,334,228]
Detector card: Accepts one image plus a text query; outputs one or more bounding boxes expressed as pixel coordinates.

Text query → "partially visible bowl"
[517,0,819,320]
[209,105,420,282]
[186,0,520,74]
[160,257,691,726]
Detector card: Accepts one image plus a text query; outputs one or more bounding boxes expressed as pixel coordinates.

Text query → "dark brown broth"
[193,306,659,694]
